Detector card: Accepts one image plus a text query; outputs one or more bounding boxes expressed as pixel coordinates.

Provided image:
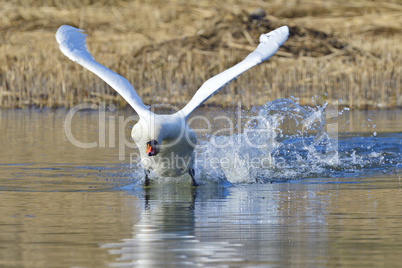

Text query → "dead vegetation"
[0,0,400,109]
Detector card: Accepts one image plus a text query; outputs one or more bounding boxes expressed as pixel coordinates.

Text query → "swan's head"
[132,114,191,158]
[145,140,159,156]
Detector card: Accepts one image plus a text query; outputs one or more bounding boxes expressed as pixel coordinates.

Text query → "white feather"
[56,25,289,181]
[179,26,289,118]
[56,25,151,117]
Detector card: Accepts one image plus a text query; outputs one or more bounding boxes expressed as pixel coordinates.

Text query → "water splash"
[194,99,400,183]
[127,98,400,185]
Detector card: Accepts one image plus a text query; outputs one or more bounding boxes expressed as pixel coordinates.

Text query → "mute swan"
[56,25,289,186]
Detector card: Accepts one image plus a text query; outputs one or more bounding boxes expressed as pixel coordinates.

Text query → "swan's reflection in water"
[101,183,244,267]
[100,178,402,267]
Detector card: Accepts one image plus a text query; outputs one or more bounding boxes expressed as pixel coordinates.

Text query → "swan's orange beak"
[146,144,154,156]
[146,140,158,156]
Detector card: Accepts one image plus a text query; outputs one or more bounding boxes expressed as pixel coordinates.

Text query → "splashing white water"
[127,98,399,185]
[195,99,339,183]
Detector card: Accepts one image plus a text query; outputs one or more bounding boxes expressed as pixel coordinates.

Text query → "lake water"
[0,102,401,267]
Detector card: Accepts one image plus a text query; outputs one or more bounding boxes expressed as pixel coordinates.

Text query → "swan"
[56,25,289,186]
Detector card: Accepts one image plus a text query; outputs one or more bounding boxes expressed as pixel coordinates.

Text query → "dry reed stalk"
[0,0,400,109]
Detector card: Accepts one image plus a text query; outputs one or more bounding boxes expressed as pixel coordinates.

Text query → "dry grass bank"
[0,0,400,109]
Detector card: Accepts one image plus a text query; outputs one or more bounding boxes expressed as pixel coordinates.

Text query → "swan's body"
[131,113,197,177]
[56,24,289,185]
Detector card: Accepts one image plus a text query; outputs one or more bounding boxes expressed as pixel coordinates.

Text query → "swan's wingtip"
[278,25,289,33]
[259,25,289,45]
[56,25,86,44]
[57,25,85,33]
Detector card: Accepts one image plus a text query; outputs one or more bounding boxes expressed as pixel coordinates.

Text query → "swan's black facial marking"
[146,140,158,156]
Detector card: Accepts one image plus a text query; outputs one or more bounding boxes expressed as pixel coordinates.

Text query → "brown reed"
[0,0,400,109]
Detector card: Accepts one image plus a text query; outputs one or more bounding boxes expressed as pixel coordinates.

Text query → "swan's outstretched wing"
[56,25,150,117]
[180,26,289,118]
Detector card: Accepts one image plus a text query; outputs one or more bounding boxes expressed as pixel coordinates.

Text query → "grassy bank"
[0,0,400,109]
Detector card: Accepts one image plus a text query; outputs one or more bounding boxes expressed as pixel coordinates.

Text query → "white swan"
[56,25,289,186]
